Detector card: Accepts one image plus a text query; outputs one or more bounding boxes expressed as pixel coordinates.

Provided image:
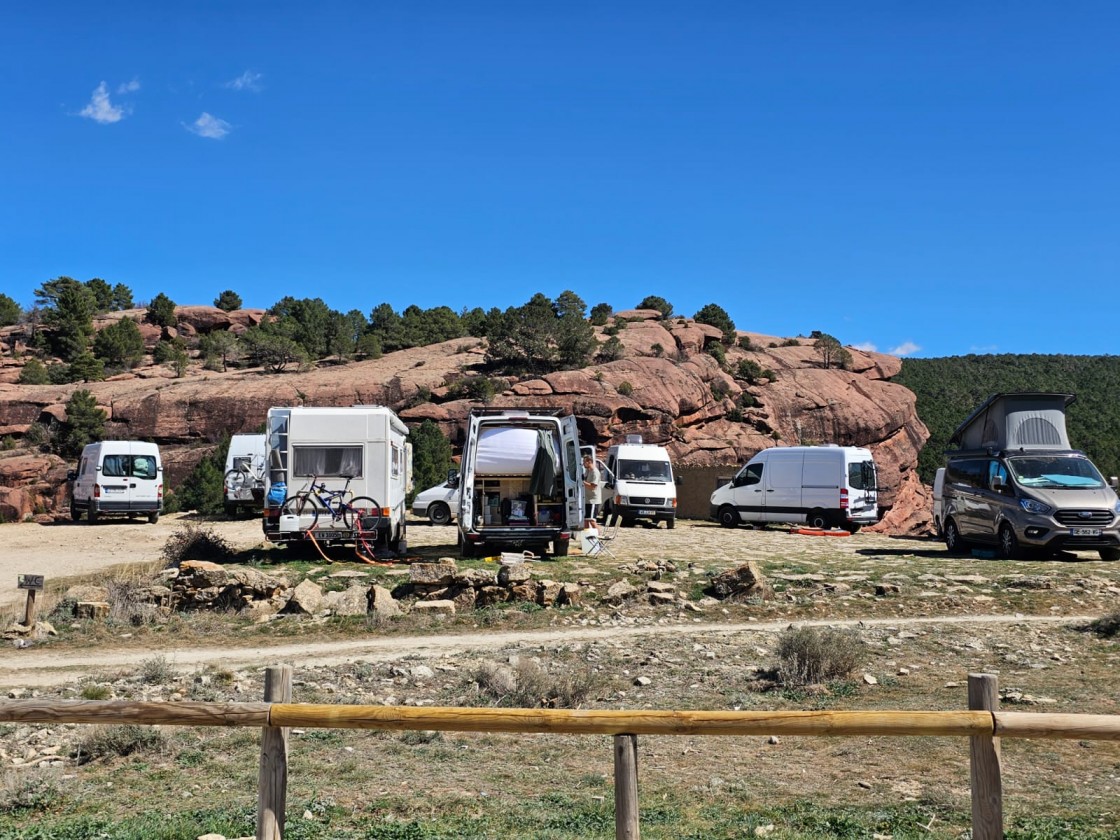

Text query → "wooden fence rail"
[2,670,1119,840]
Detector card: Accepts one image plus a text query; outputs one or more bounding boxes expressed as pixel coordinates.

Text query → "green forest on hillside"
[894,355,1120,484]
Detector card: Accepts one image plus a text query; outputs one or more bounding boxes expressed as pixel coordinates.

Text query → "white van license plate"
[103,486,125,494]
[638,509,655,516]
[1070,527,1101,536]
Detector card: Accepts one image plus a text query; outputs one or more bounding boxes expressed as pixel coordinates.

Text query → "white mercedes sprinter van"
[603,436,678,528]
[69,441,163,524]
[710,445,878,531]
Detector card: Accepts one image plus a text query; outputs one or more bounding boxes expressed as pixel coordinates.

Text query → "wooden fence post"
[22,589,37,628]
[614,734,640,840]
[258,665,293,840]
[969,672,1003,840]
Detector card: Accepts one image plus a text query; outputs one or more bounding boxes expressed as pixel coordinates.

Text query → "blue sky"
[2,2,1118,358]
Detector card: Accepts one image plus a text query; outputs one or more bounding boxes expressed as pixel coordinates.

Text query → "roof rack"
[467,406,569,417]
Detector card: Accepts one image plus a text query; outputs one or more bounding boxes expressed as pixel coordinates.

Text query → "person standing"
[582,453,602,526]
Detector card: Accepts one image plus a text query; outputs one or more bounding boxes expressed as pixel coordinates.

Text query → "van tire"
[1099,548,1120,562]
[944,519,967,554]
[87,507,98,524]
[717,506,738,528]
[428,502,451,526]
[148,511,160,524]
[664,516,675,530]
[70,503,81,522]
[848,522,861,534]
[807,510,830,530]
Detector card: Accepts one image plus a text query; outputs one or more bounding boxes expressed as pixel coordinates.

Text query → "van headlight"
[1114,500,1120,515]
[1019,498,1051,515]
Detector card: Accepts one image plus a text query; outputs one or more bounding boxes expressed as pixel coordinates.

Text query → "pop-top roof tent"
[948,393,1075,453]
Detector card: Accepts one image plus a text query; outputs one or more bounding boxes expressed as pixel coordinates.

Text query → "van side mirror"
[1110,476,1118,489]
[991,475,1004,491]
[447,470,459,489]
[66,470,77,482]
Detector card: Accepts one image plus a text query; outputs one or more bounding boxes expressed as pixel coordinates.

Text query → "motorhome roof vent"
[625,434,643,444]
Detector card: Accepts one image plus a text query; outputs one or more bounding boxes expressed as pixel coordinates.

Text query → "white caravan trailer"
[456,408,584,557]
[710,445,879,531]
[68,440,163,524]
[223,433,267,516]
[263,406,412,553]
[603,435,678,528]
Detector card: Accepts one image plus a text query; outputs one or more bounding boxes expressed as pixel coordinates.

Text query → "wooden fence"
[3,670,1119,840]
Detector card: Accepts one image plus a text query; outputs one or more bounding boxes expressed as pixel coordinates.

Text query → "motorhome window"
[849,461,875,490]
[617,459,672,481]
[102,455,130,477]
[131,456,157,479]
[1008,456,1105,490]
[293,446,363,478]
[1014,417,1063,448]
[391,445,401,479]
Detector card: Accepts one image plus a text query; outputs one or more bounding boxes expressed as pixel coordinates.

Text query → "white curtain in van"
[292,446,363,478]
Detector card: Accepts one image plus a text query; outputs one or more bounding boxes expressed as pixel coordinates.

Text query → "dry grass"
[773,625,865,686]
[471,657,606,708]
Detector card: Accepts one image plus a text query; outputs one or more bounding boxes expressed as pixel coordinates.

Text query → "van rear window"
[103,454,157,479]
[293,446,363,478]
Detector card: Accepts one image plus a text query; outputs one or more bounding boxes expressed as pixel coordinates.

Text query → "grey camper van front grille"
[1054,509,1115,526]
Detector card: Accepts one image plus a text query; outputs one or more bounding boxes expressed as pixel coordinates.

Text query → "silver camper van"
[941,393,1120,560]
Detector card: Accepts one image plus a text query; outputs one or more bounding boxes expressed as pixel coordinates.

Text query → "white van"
[263,406,413,553]
[68,441,163,524]
[603,436,677,528]
[224,433,267,516]
[710,445,879,532]
[411,473,460,525]
[456,408,583,557]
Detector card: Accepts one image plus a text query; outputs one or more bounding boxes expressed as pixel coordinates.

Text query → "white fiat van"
[603,436,678,528]
[710,445,879,532]
[69,441,163,524]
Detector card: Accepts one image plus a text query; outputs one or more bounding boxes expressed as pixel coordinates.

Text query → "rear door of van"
[128,444,161,511]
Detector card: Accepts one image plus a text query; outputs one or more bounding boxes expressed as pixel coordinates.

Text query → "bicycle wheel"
[344,496,382,532]
[224,468,250,493]
[281,493,322,528]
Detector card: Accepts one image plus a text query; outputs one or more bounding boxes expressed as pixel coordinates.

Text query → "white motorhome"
[710,445,879,531]
[456,408,583,557]
[224,433,267,516]
[263,406,413,553]
[603,436,678,528]
[68,441,163,524]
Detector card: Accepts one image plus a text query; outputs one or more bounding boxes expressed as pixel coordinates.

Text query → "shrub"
[161,522,234,568]
[0,769,62,813]
[471,658,602,708]
[737,359,763,383]
[780,338,801,347]
[1090,610,1120,638]
[17,359,48,385]
[138,655,174,685]
[710,380,730,401]
[617,381,633,397]
[79,683,111,700]
[773,626,865,687]
[738,335,754,351]
[597,336,624,362]
[75,725,165,764]
[707,343,726,366]
[106,580,164,627]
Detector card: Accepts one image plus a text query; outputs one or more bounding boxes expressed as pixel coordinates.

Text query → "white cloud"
[117,78,141,94]
[186,112,231,139]
[226,70,263,92]
[79,81,126,124]
[851,342,877,352]
[889,341,921,357]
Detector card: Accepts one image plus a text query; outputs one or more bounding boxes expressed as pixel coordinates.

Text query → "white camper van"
[224,433,267,516]
[263,406,413,553]
[68,441,163,524]
[603,436,678,528]
[456,408,583,557]
[710,445,879,531]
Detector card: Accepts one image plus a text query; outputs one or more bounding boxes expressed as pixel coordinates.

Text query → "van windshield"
[1008,455,1106,489]
[617,459,672,482]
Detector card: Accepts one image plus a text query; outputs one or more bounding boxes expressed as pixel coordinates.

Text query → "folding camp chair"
[584,515,620,559]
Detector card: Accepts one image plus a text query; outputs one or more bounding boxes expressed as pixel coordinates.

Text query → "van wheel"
[664,517,675,530]
[87,507,99,524]
[807,510,830,530]
[848,522,861,534]
[428,502,451,526]
[148,511,160,525]
[944,519,967,554]
[717,506,738,528]
[70,503,81,522]
[1099,548,1120,562]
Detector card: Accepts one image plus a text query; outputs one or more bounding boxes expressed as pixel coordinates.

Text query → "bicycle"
[280,476,383,532]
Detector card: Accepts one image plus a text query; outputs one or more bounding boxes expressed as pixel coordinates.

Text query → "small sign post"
[17,574,44,628]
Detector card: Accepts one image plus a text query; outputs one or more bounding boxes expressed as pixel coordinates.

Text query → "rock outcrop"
[0,306,929,532]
